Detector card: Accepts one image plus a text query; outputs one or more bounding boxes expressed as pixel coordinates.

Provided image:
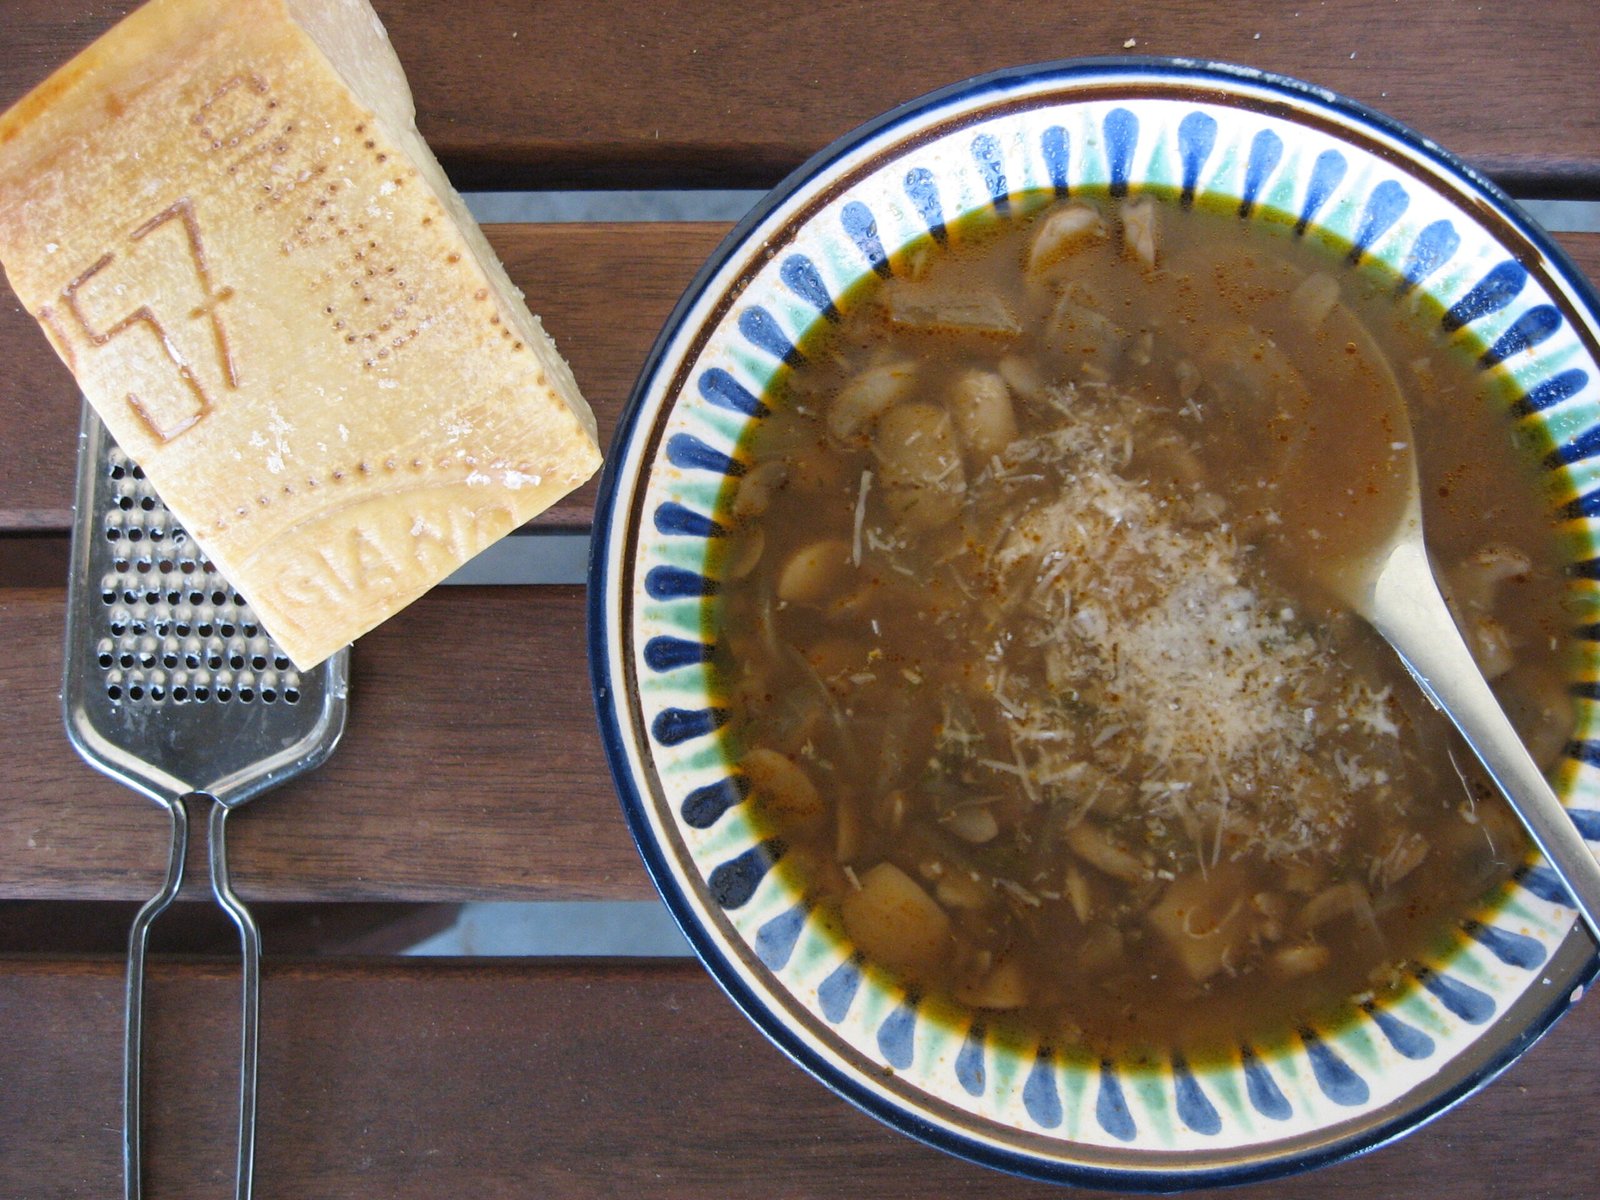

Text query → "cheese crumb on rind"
[0,0,601,667]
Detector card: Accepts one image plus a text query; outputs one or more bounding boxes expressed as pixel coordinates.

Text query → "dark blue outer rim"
[587,56,1600,1190]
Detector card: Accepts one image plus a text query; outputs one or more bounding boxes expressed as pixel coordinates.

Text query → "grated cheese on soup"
[982,387,1391,865]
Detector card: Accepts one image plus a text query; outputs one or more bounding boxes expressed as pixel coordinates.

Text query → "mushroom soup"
[711,192,1573,1054]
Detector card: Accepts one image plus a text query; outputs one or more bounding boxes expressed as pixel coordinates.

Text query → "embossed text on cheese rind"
[61,198,237,443]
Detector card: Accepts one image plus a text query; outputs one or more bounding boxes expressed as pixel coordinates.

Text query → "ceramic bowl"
[588,58,1600,1187]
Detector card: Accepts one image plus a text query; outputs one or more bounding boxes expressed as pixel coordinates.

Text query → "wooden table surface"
[5,2,1600,1196]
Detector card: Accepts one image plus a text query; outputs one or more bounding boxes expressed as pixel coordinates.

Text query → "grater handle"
[123,796,189,1200]
[122,795,261,1200]
[208,799,261,1200]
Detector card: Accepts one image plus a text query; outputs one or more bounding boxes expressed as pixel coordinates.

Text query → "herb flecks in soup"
[713,193,1571,1055]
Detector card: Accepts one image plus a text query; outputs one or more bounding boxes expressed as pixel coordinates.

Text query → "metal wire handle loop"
[123,794,261,1200]
[123,795,189,1200]
[209,799,261,1200]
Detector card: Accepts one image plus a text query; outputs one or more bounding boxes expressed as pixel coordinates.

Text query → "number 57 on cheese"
[0,0,603,668]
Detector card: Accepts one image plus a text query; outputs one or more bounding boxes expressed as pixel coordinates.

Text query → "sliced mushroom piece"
[827,360,917,443]
[1294,881,1375,932]
[840,861,953,978]
[944,803,1000,845]
[1287,271,1341,330]
[947,368,1019,466]
[1145,864,1256,983]
[1272,942,1332,978]
[722,526,765,579]
[873,402,968,532]
[887,285,1023,337]
[1025,202,1107,276]
[1121,196,1159,270]
[1064,821,1150,884]
[742,747,828,834]
[775,538,854,604]
[955,952,1031,1009]
[1047,294,1126,377]
[1077,922,1126,973]
[731,458,790,520]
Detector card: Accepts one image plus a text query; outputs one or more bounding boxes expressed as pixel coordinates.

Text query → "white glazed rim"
[588,57,1600,1188]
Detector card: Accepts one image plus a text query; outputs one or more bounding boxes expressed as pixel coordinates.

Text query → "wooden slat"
[4,955,1598,1199]
[7,226,1600,536]
[0,222,729,534]
[3,1,1600,193]
[0,584,648,902]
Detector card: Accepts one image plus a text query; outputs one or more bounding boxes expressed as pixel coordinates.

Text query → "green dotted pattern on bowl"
[615,76,1600,1173]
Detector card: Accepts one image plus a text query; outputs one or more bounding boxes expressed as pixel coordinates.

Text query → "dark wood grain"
[1,584,650,903]
[3,954,1598,1199]
[7,226,1600,535]
[0,222,729,534]
[2,1,1599,193]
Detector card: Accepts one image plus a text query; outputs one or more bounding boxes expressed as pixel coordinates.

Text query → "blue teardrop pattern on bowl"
[818,957,862,1024]
[1480,304,1564,367]
[1041,125,1071,197]
[1520,864,1577,907]
[841,200,892,278]
[955,1025,987,1096]
[699,366,769,417]
[1348,179,1409,262]
[666,432,744,477]
[878,999,917,1069]
[1295,149,1348,236]
[1366,1005,1436,1060]
[651,705,727,747]
[653,501,724,539]
[739,306,804,367]
[681,777,745,829]
[1469,922,1548,970]
[1240,1047,1293,1121]
[1024,1052,1064,1129]
[1515,367,1589,416]
[971,132,1010,213]
[1301,1030,1370,1106]
[1419,969,1497,1025]
[1095,1062,1137,1141]
[643,635,713,673]
[1559,489,1600,521]
[644,565,717,600]
[1545,414,1600,467]
[1102,108,1138,198]
[780,254,842,321]
[756,902,807,970]
[1171,1056,1223,1136]
[903,166,948,243]
[1176,111,1217,208]
[1443,261,1528,332]
[1171,113,1216,209]
[708,840,782,909]
[1397,218,1460,294]
[1238,128,1283,218]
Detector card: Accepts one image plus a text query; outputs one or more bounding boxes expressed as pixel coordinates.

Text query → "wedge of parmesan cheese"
[0,0,602,667]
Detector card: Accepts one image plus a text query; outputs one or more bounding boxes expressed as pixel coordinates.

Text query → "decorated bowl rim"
[587,55,1600,1189]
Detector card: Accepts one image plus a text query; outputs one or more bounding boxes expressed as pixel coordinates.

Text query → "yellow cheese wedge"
[0,0,602,667]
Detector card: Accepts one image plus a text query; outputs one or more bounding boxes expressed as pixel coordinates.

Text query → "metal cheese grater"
[61,403,350,1200]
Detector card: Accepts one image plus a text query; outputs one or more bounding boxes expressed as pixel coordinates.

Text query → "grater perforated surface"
[63,406,348,812]
[95,446,305,708]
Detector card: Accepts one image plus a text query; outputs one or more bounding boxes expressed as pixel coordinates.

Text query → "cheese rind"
[0,0,602,667]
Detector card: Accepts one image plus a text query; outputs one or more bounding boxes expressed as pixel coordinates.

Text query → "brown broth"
[711,192,1570,1056]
